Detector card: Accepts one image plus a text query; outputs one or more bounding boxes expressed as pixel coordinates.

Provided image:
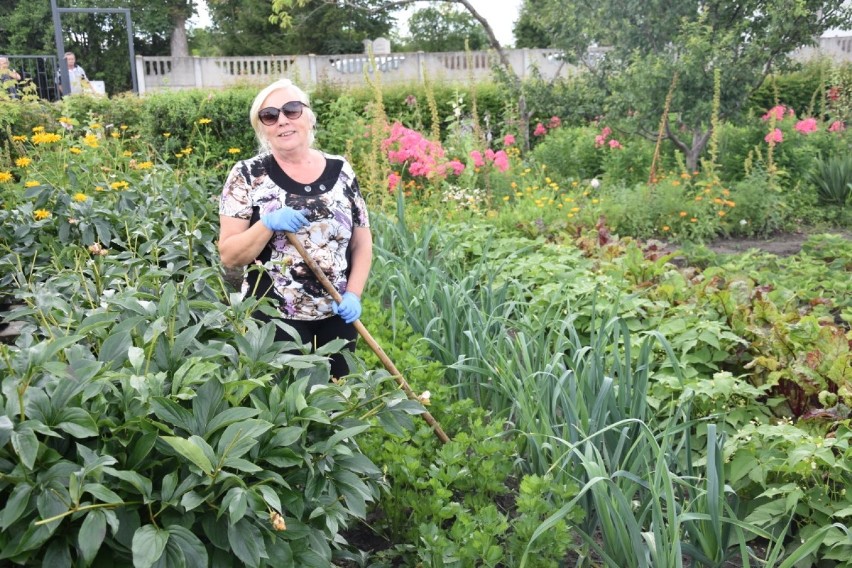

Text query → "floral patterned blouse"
[219,152,369,320]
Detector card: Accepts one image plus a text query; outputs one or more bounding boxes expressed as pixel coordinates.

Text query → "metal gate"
[1,55,60,101]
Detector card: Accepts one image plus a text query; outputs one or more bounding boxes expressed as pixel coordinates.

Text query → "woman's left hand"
[332,292,361,324]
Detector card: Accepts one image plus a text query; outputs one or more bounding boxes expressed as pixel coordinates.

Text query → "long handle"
[285,232,450,444]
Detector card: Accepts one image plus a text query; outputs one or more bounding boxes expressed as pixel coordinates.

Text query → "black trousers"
[255,311,358,378]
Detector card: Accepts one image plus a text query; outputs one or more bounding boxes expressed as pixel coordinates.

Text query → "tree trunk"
[665,123,713,173]
[171,14,189,57]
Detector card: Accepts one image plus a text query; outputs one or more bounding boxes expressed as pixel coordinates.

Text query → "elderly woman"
[218,78,372,378]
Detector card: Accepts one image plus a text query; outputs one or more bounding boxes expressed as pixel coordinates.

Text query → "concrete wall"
[134,48,595,93]
[134,36,852,95]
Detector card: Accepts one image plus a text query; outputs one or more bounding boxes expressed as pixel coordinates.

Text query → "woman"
[218,78,372,377]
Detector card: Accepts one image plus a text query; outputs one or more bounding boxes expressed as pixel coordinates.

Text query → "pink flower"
[387,172,401,191]
[492,150,509,172]
[794,117,818,134]
[533,123,547,136]
[764,128,783,144]
[829,120,846,132]
[446,160,465,175]
[470,150,485,168]
[762,105,792,122]
[608,139,622,149]
[548,116,562,129]
[594,135,607,147]
[503,134,516,146]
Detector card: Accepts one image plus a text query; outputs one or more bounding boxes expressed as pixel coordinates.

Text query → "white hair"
[249,78,317,153]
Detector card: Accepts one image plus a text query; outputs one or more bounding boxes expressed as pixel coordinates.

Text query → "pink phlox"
[794,118,818,134]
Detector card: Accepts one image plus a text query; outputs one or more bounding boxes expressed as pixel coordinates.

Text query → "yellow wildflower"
[95,186,105,192]
[502,196,510,201]
[123,151,133,157]
[15,157,32,167]
[228,148,241,154]
[110,132,120,139]
[690,218,697,222]
[679,211,687,217]
[0,171,13,183]
[570,207,580,213]
[592,198,599,204]
[90,123,102,129]
[135,161,154,170]
[33,209,51,220]
[69,147,82,154]
[31,132,61,145]
[32,126,44,133]
[12,135,28,142]
[198,118,212,124]
[163,132,171,138]
[83,134,99,148]
[120,124,128,130]
[110,181,129,190]
[718,210,726,217]
[73,192,88,202]
[25,180,40,187]
[662,225,670,232]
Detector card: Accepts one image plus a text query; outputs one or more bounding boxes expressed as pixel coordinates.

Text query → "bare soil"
[664,229,852,257]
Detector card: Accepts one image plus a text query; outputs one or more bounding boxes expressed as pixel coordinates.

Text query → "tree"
[514,0,552,48]
[531,0,852,171]
[397,5,489,52]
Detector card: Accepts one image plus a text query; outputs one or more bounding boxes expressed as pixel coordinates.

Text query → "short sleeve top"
[219,152,369,320]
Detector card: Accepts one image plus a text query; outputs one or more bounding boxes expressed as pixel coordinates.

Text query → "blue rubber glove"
[261,207,309,232]
[332,292,361,324]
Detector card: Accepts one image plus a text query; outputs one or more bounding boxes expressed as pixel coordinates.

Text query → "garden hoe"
[285,232,450,444]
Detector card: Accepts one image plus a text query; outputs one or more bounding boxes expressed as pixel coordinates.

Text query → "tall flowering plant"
[382,121,464,196]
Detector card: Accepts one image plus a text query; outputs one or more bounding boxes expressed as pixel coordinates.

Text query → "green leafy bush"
[807,153,852,206]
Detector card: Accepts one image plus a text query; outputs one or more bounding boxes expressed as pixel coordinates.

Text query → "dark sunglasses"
[258,101,309,125]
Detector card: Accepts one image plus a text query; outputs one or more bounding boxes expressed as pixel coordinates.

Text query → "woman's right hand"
[261,207,309,232]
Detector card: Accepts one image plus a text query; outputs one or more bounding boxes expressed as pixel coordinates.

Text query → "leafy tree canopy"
[525,0,852,170]
[396,5,489,52]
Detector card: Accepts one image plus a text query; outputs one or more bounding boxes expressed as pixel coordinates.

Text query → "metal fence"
[1,55,60,101]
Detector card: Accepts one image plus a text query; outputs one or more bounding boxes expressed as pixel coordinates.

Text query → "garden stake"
[285,232,450,444]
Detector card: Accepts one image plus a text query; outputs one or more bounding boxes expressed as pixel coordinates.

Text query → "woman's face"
[260,87,311,156]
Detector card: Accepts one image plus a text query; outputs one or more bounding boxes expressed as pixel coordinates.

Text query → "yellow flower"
[32,126,45,133]
[725,200,736,207]
[12,135,28,142]
[695,196,703,201]
[120,124,128,130]
[672,180,681,186]
[15,157,32,167]
[679,211,687,217]
[163,132,171,138]
[95,186,105,191]
[90,122,102,129]
[33,209,51,220]
[228,148,241,154]
[183,147,193,154]
[73,192,88,202]
[680,172,690,179]
[571,181,579,187]
[718,210,726,217]
[592,198,599,204]
[197,118,212,124]
[0,171,13,183]
[510,181,517,189]
[570,207,580,213]
[567,213,574,218]
[135,161,154,170]
[69,147,82,154]
[110,132,120,139]
[690,218,697,222]
[31,132,61,145]
[110,181,129,190]
[502,196,510,201]
[83,134,99,148]
[25,180,40,187]
[662,225,670,232]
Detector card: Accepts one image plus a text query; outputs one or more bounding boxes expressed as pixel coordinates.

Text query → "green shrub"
[529,126,603,182]
[807,153,852,207]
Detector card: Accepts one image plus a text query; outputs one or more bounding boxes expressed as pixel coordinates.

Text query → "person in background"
[218,78,373,378]
[0,56,21,99]
[56,51,88,95]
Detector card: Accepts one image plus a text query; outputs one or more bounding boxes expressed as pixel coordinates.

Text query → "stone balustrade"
[134,48,599,93]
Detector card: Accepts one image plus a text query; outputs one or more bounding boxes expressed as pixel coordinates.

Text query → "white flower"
[590,178,600,189]
[740,219,748,226]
